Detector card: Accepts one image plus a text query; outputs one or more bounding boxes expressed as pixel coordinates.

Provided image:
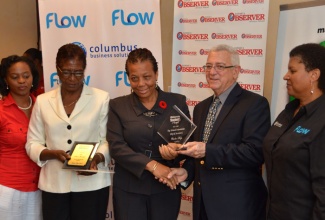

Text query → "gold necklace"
[63,98,79,108]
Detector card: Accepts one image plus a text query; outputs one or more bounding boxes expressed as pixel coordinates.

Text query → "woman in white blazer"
[26,44,111,220]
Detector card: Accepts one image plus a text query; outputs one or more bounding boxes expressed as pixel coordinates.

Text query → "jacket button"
[67,125,72,130]
[147,124,153,128]
[198,182,201,186]
[67,139,72,144]
[200,160,204,165]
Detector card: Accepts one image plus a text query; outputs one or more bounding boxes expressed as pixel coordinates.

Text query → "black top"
[263,94,325,220]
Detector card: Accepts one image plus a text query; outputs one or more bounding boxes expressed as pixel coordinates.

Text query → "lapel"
[207,83,242,143]
[48,85,92,123]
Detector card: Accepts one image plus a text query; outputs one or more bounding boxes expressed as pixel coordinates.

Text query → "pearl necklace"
[18,96,32,110]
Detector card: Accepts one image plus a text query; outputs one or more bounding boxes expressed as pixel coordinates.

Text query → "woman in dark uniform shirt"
[263,43,325,220]
[107,48,190,220]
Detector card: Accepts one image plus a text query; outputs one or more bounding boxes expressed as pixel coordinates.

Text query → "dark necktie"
[202,98,221,143]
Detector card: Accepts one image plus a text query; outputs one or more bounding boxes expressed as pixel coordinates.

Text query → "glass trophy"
[157,105,196,150]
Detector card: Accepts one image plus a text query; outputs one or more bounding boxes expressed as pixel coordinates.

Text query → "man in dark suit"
[161,44,269,220]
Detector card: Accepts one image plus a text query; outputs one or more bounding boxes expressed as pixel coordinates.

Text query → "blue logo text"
[46,13,86,29]
[50,73,90,88]
[115,71,130,87]
[294,126,310,135]
[112,10,154,26]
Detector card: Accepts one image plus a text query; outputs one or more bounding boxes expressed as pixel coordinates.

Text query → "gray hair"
[209,44,240,66]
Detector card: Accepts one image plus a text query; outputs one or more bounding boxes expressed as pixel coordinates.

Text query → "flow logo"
[50,73,90,88]
[115,71,130,87]
[46,13,86,29]
[112,10,154,26]
[294,126,310,135]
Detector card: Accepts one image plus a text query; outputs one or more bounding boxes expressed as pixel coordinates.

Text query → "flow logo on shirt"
[294,126,310,135]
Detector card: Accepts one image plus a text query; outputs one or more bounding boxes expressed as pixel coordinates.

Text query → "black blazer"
[184,83,270,220]
[107,89,190,195]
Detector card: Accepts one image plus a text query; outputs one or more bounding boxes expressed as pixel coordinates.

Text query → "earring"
[6,84,9,90]
[310,81,314,94]
[156,81,158,89]
[32,84,33,87]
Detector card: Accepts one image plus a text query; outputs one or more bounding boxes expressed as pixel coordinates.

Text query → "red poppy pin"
[159,101,167,109]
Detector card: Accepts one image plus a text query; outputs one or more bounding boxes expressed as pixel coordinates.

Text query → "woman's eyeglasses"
[57,66,84,78]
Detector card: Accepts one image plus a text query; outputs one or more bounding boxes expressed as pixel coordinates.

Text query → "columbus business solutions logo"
[89,43,137,59]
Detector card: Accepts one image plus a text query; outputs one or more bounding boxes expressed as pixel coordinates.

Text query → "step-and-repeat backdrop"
[39,0,162,219]
[171,1,269,219]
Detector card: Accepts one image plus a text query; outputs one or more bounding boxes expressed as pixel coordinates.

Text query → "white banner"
[39,1,162,219]
[171,1,269,219]
[39,0,163,98]
[271,0,325,122]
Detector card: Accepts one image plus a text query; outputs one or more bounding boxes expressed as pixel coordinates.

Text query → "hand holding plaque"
[157,105,196,150]
[62,141,99,170]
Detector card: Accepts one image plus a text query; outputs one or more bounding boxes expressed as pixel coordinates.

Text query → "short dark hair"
[56,43,86,69]
[290,43,325,92]
[24,48,42,63]
[0,55,39,96]
[125,48,158,75]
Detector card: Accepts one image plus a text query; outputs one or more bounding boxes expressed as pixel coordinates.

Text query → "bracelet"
[95,153,104,163]
[151,162,158,173]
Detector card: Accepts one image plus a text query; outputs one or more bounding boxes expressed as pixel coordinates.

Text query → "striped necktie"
[202,97,221,143]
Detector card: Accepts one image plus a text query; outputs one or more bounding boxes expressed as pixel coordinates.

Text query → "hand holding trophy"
[158,105,196,159]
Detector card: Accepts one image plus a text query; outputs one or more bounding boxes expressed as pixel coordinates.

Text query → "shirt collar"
[285,94,325,117]
[131,87,165,116]
[2,93,36,107]
[214,82,237,104]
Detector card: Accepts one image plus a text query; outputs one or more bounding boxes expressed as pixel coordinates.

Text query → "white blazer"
[26,85,111,193]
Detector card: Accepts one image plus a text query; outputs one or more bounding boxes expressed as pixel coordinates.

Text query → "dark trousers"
[113,187,181,220]
[199,196,209,220]
[42,186,109,220]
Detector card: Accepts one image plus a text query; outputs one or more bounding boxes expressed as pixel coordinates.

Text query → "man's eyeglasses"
[203,64,235,72]
[57,66,84,78]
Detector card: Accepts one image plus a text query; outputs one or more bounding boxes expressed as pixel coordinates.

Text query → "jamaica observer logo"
[177,32,209,40]
[212,0,238,6]
[228,13,265,22]
[243,0,264,4]
[178,0,209,8]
